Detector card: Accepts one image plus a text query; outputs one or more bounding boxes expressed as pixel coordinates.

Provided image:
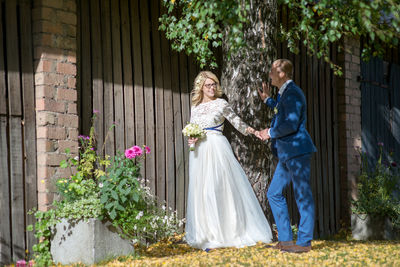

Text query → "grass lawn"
[93,235,400,267]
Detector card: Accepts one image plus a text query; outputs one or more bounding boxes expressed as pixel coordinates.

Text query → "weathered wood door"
[0,0,37,265]
[361,55,400,166]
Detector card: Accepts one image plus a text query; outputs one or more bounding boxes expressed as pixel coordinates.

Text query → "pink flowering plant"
[27,115,110,266]
[27,113,183,265]
[98,146,148,220]
[98,145,183,244]
[28,143,182,265]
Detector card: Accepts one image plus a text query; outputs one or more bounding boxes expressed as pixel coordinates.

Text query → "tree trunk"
[221,0,277,217]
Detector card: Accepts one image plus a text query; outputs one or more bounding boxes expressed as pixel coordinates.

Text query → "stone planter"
[50,218,134,265]
[351,214,397,240]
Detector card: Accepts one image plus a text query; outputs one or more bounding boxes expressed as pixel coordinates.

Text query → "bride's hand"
[246,127,255,135]
[188,137,198,146]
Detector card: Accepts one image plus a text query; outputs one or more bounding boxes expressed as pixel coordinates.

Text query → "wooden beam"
[140,0,156,192]
[111,0,125,152]
[19,0,37,255]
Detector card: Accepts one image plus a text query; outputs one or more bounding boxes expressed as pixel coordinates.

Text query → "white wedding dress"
[185,98,273,249]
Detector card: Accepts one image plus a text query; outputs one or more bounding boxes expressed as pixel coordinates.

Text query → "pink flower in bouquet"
[132,145,143,157]
[125,148,136,159]
[144,146,151,154]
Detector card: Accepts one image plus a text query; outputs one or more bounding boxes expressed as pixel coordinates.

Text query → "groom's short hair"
[274,59,293,79]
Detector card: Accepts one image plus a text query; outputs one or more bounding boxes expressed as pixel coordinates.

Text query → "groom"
[257,59,317,253]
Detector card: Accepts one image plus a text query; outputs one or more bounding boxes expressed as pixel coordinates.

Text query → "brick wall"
[33,0,78,211]
[337,36,362,224]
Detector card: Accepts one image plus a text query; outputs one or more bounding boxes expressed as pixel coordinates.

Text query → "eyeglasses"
[204,82,217,89]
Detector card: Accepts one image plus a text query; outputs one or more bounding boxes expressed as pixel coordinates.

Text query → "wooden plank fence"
[78,0,340,238]
[361,47,400,167]
[0,0,37,265]
[78,0,197,219]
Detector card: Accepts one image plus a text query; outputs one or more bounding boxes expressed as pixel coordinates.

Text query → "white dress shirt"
[265,80,293,136]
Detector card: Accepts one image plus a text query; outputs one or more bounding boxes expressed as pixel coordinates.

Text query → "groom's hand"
[257,82,271,101]
[258,128,270,141]
[255,129,264,140]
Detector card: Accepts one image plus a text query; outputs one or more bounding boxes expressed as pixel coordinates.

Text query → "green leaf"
[105,202,113,210]
[120,179,127,187]
[115,169,123,177]
[330,20,339,28]
[111,191,118,200]
[60,160,68,169]
[328,30,336,42]
[132,191,140,202]
[365,9,371,18]
[196,21,205,29]
[110,209,117,220]
[125,187,132,194]
[377,31,386,41]
[234,37,242,44]
[116,204,125,211]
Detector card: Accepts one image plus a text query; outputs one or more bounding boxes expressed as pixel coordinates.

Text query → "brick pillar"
[33,0,78,211]
[337,36,362,225]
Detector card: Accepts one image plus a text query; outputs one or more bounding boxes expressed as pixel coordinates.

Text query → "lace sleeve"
[221,99,250,135]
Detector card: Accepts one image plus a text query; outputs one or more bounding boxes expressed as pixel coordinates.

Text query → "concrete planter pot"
[351,214,397,240]
[50,218,134,265]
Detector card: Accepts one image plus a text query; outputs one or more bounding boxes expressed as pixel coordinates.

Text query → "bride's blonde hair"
[191,71,223,106]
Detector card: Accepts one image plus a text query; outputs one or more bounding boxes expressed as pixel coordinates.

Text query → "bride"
[185,71,272,250]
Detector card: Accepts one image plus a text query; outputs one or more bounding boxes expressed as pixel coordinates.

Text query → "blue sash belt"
[204,122,224,132]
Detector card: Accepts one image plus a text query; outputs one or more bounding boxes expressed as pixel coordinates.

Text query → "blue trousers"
[267,153,315,247]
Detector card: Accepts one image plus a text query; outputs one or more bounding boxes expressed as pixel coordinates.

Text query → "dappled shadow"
[268,154,315,245]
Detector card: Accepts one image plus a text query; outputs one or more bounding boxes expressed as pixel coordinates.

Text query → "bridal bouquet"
[182,123,205,151]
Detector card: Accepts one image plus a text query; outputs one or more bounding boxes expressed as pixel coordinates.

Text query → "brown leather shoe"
[281,244,312,253]
[265,241,294,250]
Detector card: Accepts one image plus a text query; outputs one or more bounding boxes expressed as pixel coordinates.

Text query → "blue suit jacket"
[266,81,317,162]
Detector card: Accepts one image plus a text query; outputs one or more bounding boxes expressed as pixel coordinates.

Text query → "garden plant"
[27,115,184,266]
[352,143,400,232]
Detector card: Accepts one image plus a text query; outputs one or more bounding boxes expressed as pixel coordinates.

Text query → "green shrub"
[352,143,400,229]
[27,116,184,266]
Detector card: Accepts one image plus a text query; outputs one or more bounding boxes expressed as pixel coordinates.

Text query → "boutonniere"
[274,107,278,114]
